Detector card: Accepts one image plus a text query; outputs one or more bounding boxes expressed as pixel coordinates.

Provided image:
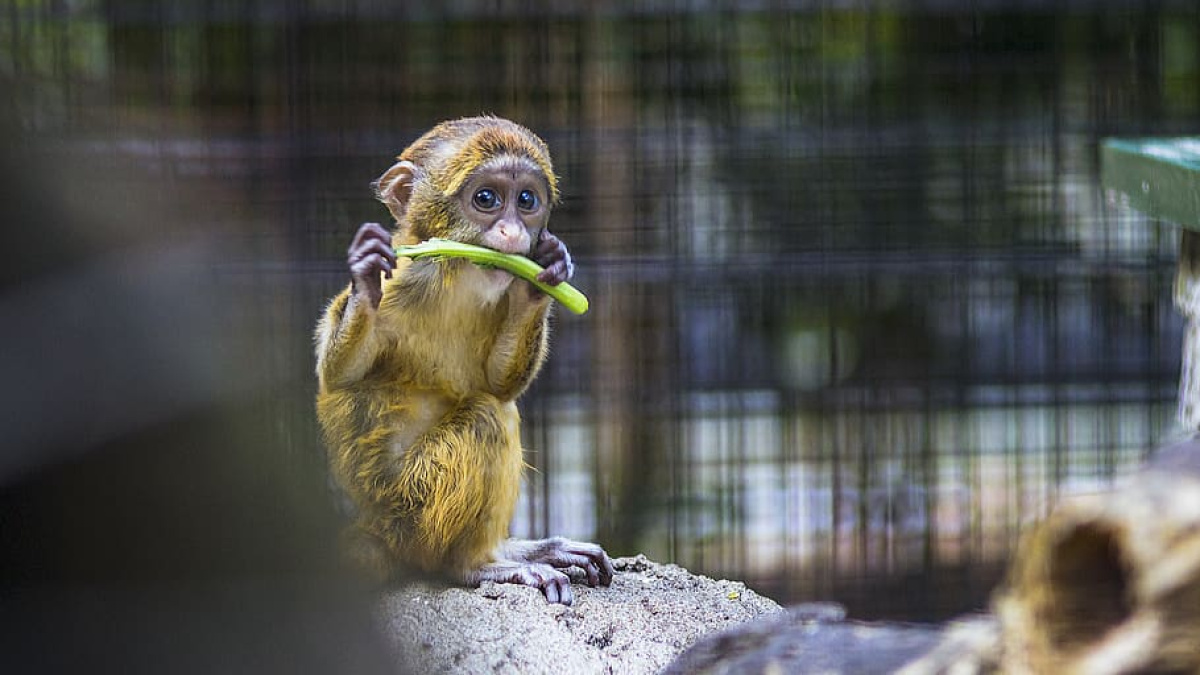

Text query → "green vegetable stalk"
[394,238,590,315]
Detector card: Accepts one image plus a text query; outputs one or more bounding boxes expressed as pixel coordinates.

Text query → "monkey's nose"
[491,220,528,254]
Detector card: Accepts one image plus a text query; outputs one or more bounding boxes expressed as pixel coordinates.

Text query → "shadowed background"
[2,0,1197,642]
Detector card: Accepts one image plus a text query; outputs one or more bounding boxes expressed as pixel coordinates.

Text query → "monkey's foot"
[501,537,616,588]
[467,561,575,605]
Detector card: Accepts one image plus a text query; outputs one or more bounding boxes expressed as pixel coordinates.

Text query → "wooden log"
[991,439,1200,674]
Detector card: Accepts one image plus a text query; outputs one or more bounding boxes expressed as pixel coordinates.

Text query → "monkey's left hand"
[530,228,574,287]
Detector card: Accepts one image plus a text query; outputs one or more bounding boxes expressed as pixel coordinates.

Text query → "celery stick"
[395,238,590,315]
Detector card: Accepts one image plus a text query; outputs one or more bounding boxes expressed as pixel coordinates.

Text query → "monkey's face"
[456,156,551,257]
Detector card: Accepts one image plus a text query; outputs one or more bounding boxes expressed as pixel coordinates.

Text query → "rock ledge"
[377,555,782,674]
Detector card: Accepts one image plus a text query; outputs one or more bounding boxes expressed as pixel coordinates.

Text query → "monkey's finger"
[570,546,615,586]
[572,546,613,586]
[350,237,397,265]
[542,580,561,604]
[348,224,370,252]
[599,554,614,586]
[533,242,564,266]
[549,541,612,586]
[554,577,574,606]
[533,229,559,252]
[535,567,566,605]
[536,245,574,283]
[350,240,397,277]
[351,254,393,280]
[534,236,570,266]
[533,566,573,606]
[536,260,569,286]
[349,222,391,252]
[583,561,601,587]
[350,252,392,273]
[534,226,558,248]
[546,552,601,586]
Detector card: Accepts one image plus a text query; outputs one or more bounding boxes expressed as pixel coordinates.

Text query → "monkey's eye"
[472,188,500,211]
[517,190,540,212]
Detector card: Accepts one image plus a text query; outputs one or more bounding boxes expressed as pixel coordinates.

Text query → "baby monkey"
[315,117,612,605]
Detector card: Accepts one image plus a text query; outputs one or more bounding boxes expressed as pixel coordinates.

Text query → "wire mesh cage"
[4,1,1197,620]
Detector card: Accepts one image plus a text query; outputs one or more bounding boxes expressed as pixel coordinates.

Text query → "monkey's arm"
[485,228,574,399]
[486,294,551,401]
[315,287,384,391]
[316,222,396,391]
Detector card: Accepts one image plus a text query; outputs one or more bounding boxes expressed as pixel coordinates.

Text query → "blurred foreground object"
[979,136,1200,674]
[664,441,1200,674]
[992,439,1200,674]
[0,119,391,673]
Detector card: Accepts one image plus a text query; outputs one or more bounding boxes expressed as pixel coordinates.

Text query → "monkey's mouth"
[477,254,526,285]
[471,243,532,271]
[480,242,530,256]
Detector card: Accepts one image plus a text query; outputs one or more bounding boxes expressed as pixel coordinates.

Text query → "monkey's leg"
[337,396,592,605]
[339,396,530,574]
[316,222,395,391]
[340,522,392,584]
[400,397,601,605]
[500,537,615,588]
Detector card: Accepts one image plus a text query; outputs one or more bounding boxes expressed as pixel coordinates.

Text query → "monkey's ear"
[373,160,418,223]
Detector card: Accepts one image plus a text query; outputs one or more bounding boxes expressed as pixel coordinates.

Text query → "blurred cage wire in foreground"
[3,1,1197,621]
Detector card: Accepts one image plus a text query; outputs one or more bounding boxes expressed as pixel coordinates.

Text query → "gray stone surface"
[376,555,783,674]
[662,606,944,675]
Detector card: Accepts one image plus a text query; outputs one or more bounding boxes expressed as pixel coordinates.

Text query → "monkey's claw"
[556,541,614,588]
[513,536,615,588]
[509,563,574,605]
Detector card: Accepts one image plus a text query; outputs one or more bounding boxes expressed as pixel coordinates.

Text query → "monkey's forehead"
[454,154,552,190]
[433,125,559,202]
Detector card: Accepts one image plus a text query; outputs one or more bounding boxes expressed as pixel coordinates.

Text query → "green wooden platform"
[1101,137,1200,229]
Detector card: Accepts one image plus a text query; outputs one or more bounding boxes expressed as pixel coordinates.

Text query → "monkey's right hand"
[348,222,396,309]
[502,563,576,606]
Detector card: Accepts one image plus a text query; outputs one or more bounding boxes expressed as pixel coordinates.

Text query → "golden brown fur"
[314,118,611,602]
[315,275,540,576]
